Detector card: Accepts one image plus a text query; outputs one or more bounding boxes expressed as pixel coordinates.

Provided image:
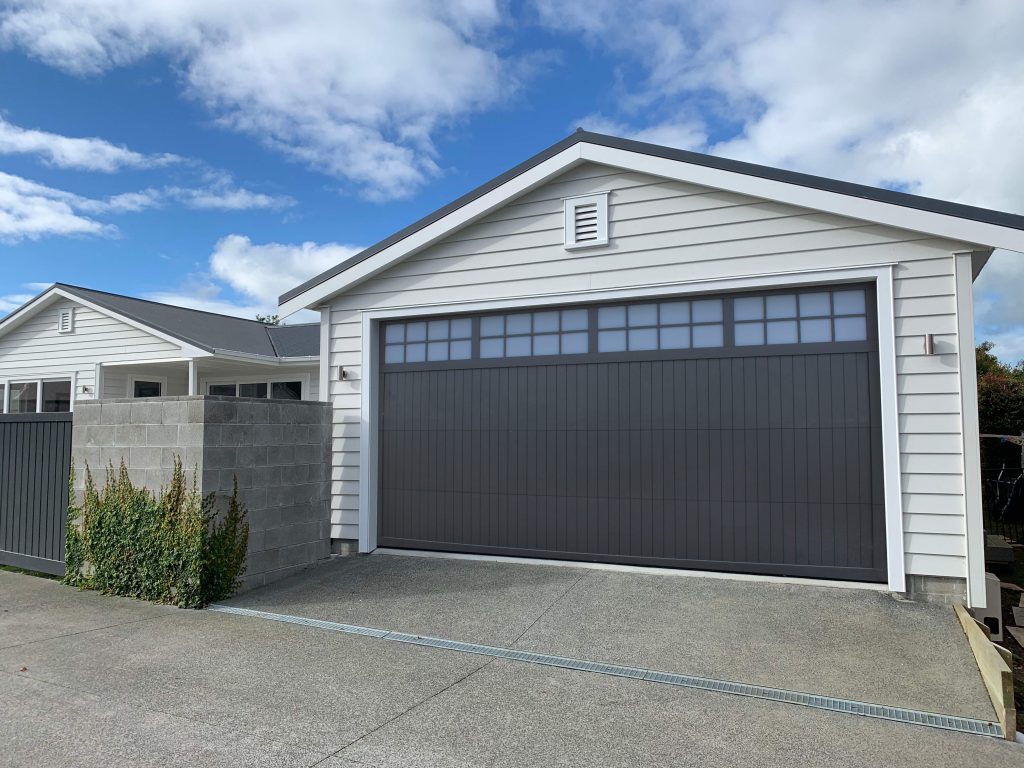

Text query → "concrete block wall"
[71,396,332,591]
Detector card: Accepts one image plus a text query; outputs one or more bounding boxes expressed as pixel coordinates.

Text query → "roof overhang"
[0,285,211,357]
[278,131,1024,316]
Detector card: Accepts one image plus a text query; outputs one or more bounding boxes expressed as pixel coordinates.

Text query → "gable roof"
[279,129,1024,314]
[0,283,319,358]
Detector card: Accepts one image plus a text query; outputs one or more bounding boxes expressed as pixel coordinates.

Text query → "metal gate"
[0,413,73,575]
[378,285,886,582]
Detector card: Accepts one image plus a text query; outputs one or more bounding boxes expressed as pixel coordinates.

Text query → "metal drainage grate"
[207,604,1004,739]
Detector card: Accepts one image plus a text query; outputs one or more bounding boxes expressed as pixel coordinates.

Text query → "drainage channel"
[207,603,1004,740]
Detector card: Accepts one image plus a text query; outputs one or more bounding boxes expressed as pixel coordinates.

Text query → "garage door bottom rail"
[207,603,1004,740]
[376,538,888,584]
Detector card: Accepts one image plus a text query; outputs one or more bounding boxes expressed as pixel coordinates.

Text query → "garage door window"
[597,299,723,352]
[734,288,867,346]
[385,318,472,364]
[479,308,588,358]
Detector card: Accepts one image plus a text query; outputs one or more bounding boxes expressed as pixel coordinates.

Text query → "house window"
[207,380,303,400]
[479,308,589,359]
[563,192,609,249]
[133,380,163,398]
[733,288,868,346]
[596,299,725,352]
[41,380,72,412]
[9,382,38,413]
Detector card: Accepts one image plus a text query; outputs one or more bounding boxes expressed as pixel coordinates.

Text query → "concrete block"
[247,548,281,575]
[177,423,204,447]
[85,425,115,447]
[266,484,298,508]
[220,466,252,490]
[145,425,180,447]
[129,446,164,469]
[204,400,237,424]
[249,402,270,425]
[100,402,131,424]
[267,444,295,466]
[236,445,268,468]
[72,405,101,426]
[160,400,187,425]
[293,444,320,464]
[203,446,237,469]
[187,399,206,423]
[254,423,283,446]
[219,424,253,447]
[905,575,968,605]
[247,528,266,553]
[113,424,148,447]
[130,402,165,425]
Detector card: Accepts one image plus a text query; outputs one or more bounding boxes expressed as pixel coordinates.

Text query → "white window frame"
[1,377,74,413]
[357,263,905,595]
[128,375,168,399]
[563,191,609,250]
[201,373,310,400]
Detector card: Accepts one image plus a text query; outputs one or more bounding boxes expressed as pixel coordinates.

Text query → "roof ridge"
[56,283,275,327]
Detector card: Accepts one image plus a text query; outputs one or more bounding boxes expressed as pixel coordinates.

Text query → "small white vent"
[564,192,609,249]
[57,307,75,334]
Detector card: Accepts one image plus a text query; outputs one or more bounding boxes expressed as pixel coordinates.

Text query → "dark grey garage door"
[379,285,886,582]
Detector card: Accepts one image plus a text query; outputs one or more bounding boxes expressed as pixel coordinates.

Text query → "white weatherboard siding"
[0,297,182,403]
[323,162,974,584]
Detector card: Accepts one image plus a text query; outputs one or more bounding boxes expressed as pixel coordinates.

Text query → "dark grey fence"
[0,412,72,575]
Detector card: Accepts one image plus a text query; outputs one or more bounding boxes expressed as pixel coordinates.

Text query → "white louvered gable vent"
[564,192,609,249]
[57,307,75,334]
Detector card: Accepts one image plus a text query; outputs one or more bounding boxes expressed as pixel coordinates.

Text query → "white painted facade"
[314,161,991,603]
[0,293,319,408]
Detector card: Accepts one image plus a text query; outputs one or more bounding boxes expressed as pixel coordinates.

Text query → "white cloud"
[0,171,114,241]
[144,234,361,322]
[0,0,516,199]
[209,234,361,305]
[0,115,180,171]
[165,176,293,211]
[536,0,1024,360]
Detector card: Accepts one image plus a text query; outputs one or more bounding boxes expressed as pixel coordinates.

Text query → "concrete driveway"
[1,557,1020,767]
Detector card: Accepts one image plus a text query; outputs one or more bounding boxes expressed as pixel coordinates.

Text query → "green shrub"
[64,457,249,608]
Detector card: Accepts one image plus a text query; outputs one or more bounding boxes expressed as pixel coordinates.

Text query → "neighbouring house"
[0,284,321,411]
[279,130,1024,608]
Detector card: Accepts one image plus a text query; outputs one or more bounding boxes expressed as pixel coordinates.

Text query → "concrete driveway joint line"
[207,603,1005,740]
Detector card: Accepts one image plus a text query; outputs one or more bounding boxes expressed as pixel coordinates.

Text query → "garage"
[377,283,886,582]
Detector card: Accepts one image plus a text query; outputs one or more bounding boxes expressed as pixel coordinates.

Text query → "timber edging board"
[954,603,1016,740]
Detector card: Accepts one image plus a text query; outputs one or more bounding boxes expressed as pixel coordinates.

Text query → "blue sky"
[1,1,1023,358]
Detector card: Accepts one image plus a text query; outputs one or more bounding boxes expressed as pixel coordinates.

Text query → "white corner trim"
[955,251,986,608]
[319,309,330,405]
[356,264,906,592]
[874,266,906,593]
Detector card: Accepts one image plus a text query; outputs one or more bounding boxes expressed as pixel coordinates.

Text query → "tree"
[255,314,280,325]
[976,341,1024,436]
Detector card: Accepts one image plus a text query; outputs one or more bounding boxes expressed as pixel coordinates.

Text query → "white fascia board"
[0,287,210,359]
[278,146,586,316]
[210,349,319,365]
[580,144,1024,253]
[279,140,1024,315]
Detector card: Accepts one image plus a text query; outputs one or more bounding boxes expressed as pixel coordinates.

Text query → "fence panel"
[0,413,72,575]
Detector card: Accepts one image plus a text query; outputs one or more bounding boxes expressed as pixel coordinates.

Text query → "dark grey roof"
[55,284,318,357]
[267,324,320,357]
[280,129,1024,305]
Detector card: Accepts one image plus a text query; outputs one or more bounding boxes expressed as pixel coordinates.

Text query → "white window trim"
[128,375,168,399]
[201,373,310,400]
[357,263,906,595]
[563,191,609,250]
[1,377,74,413]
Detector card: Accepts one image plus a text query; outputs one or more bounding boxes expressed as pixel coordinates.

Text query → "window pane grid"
[597,299,724,352]
[733,289,867,346]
